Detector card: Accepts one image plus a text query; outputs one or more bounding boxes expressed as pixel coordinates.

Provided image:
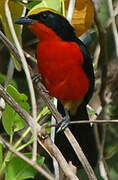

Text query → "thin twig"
[50,99,59,180]
[70,119,118,124]
[93,3,110,179]
[0,98,5,119]
[66,0,76,23]
[105,2,118,28]
[99,161,108,180]
[4,59,15,88]
[5,0,37,118]
[24,51,37,63]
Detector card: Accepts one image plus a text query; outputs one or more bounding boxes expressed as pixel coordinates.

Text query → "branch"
[38,136,79,180]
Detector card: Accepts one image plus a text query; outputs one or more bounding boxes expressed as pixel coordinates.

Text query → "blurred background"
[0,0,118,179]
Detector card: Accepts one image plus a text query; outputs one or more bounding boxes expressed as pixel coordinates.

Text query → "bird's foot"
[56,109,70,133]
[32,73,43,83]
[32,73,49,93]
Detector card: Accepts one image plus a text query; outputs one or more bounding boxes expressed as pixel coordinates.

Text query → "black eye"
[40,12,49,22]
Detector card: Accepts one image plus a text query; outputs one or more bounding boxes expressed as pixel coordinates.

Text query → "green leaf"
[2,104,15,136]
[106,153,118,179]
[5,153,45,180]
[26,0,42,9]
[109,168,118,180]
[0,144,3,170]
[105,142,118,160]
[2,85,30,135]
[88,109,96,115]
[0,0,24,71]
[28,0,63,13]
[98,0,109,26]
[0,73,18,88]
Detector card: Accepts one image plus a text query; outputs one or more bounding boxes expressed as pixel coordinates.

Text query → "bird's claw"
[32,73,49,93]
[57,109,70,133]
[32,73,43,83]
[56,117,70,133]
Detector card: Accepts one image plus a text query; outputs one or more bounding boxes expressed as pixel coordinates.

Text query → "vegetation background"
[0,0,118,179]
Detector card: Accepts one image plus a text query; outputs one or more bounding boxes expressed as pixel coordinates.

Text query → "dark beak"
[15,16,34,25]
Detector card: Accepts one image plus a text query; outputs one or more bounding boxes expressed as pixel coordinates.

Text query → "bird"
[15,8,99,168]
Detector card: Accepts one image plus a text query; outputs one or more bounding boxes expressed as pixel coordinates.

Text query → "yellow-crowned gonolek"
[15,8,99,167]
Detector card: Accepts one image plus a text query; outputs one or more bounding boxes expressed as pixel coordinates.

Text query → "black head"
[15,9,77,41]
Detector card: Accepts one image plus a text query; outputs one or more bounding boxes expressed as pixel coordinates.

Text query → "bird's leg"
[56,109,70,133]
[32,73,43,83]
[32,73,49,93]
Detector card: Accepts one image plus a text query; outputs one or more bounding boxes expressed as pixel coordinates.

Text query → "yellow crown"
[27,8,62,17]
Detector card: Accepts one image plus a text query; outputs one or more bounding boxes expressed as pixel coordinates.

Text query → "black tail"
[55,101,99,168]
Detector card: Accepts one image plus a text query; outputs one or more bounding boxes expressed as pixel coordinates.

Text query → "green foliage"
[5,153,45,180]
[0,144,3,171]
[109,168,118,180]
[26,0,43,9]
[102,124,118,179]
[98,0,109,26]
[2,85,30,135]
[107,153,118,180]
[14,0,64,13]
[0,0,24,71]
[97,0,115,62]
[88,109,96,115]
[0,73,18,88]
[28,0,63,12]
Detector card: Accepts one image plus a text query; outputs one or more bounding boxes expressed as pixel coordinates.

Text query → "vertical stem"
[5,0,37,164]
[66,0,76,23]
[107,0,118,61]
[4,0,37,119]
[5,59,14,88]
